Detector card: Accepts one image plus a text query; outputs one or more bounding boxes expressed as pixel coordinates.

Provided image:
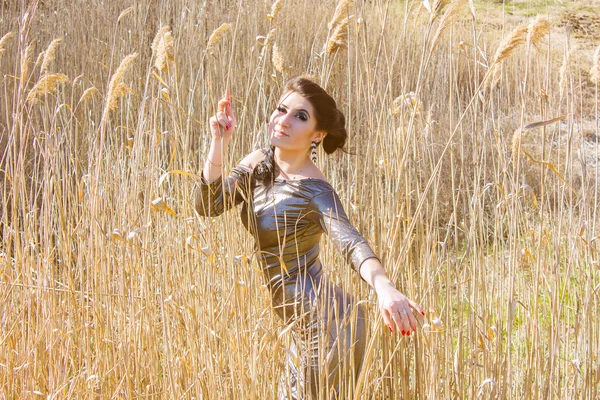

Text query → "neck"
[274,147,310,176]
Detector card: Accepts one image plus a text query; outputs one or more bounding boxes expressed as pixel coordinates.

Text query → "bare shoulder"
[239,149,267,169]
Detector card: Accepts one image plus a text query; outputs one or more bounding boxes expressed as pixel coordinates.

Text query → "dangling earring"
[311,141,318,163]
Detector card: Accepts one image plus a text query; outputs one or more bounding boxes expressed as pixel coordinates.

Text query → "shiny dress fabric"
[195,164,379,398]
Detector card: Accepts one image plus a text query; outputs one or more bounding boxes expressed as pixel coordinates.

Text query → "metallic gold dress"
[195,164,379,398]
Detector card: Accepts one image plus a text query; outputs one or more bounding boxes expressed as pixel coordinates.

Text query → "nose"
[276,112,292,128]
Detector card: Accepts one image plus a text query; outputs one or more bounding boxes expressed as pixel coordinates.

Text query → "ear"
[313,131,327,143]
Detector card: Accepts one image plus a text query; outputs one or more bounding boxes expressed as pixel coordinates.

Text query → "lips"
[274,130,288,137]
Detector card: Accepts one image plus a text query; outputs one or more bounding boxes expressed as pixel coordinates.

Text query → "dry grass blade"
[152,26,174,74]
[524,115,566,130]
[520,147,575,194]
[526,16,551,51]
[26,73,69,104]
[103,52,137,116]
[151,197,178,216]
[206,23,232,55]
[40,38,62,75]
[158,170,198,186]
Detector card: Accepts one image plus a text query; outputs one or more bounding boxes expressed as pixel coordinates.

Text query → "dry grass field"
[1,0,599,398]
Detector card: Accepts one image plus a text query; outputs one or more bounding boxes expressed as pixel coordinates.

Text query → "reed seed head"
[117,6,134,24]
[152,26,174,74]
[511,128,523,159]
[493,24,528,65]
[559,44,572,96]
[267,0,283,21]
[326,16,352,54]
[20,44,34,85]
[41,38,62,75]
[0,31,15,59]
[78,86,99,105]
[26,73,69,104]
[272,43,285,73]
[104,52,137,116]
[328,0,350,32]
[527,16,551,51]
[430,0,466,54]
[206,23,232,54]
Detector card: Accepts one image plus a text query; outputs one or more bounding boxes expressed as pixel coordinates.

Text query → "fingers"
[409,299,425,317]
[385,301,424,336]
[382,310,394,333]
[210,111,232,131]
[217,98,229,113]
[391,309,412,336]
[217,94,236,124]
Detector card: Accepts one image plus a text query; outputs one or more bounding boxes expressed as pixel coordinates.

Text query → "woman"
[195,77,423,398]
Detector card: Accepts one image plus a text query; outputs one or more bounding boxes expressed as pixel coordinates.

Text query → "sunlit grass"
[0,0,599,398]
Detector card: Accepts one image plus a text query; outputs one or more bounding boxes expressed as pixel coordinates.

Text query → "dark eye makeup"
[277,105,308,121]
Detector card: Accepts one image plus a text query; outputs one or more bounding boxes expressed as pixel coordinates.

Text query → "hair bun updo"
[322,109,347,154]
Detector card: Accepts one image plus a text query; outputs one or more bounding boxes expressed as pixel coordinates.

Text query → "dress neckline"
[275,176,330,185]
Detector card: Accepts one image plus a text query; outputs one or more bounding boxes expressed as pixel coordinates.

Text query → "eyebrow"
[279,103,311,118]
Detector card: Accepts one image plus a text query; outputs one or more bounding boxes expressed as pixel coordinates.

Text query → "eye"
[276,105,286,113]
[296,112,308,121]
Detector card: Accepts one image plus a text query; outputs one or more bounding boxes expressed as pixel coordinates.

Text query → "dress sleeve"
[194,164,252,217]
[309,188,379,273]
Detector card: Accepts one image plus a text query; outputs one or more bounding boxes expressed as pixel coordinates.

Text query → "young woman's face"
[268,91,324,153]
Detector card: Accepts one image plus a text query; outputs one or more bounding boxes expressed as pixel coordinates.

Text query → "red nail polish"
[421,311,425,316]
[401,330,405,335]
[225,126,229,131]
[388,325,393,333]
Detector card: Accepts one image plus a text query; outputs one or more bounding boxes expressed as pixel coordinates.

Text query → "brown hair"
[253,77,348,187]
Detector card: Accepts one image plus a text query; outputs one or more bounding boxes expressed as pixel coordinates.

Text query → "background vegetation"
[1,0,599,397]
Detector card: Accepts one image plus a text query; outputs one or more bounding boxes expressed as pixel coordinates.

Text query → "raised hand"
[209,89,236,143]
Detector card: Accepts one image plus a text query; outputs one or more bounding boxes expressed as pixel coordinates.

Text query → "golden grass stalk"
[0,31,15,59]
[151,26,174,74]
[40,38,62,75]
[206,23,231,54]
[103,52,137,116]
[272,43,285,73]
[430,0,466,53]
[326,16,353,55]
[526,16,551,51]
[267,0,282,21]
[328,0,350,31]
[26,73,69,104]
[591,45,600,84]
